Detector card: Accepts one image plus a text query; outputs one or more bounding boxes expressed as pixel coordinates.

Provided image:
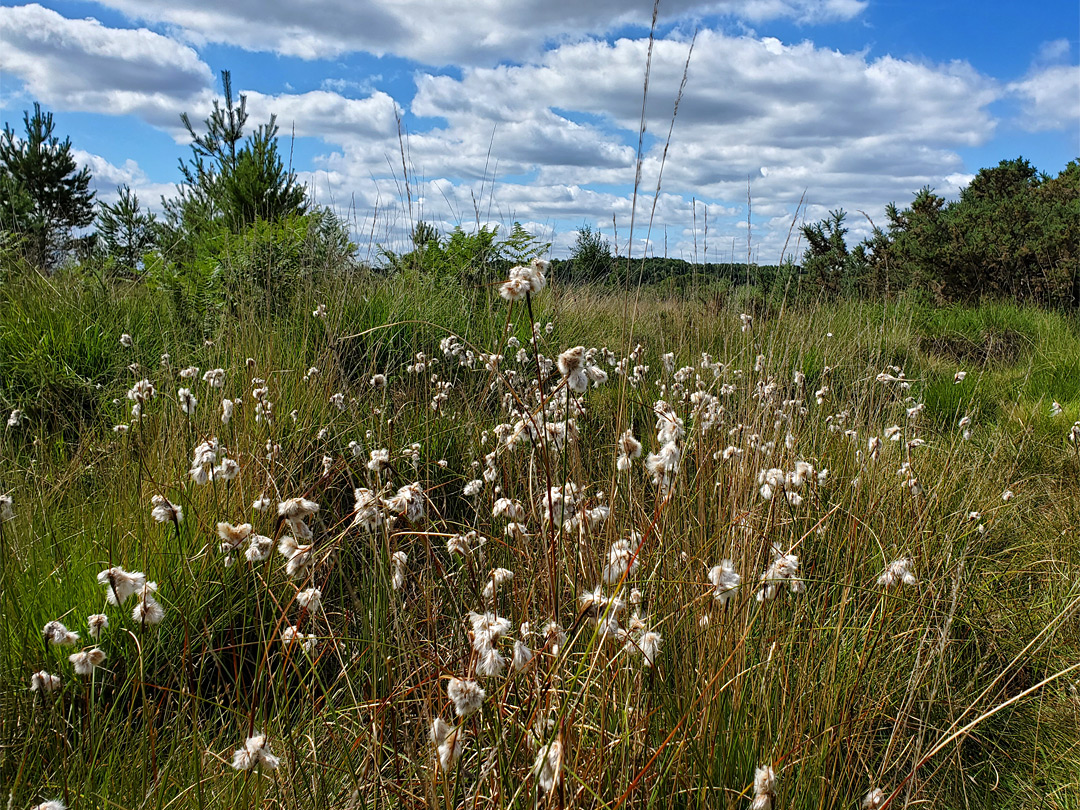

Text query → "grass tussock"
[1,265,1079,809]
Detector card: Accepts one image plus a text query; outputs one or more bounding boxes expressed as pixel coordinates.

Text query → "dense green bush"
[149,211,355,333]
[382,221,549,285]
[802,158,1080,307]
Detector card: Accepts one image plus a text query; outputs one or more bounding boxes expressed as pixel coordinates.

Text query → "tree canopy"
[161,70,306,243]
[0,103,95,270]
[800,158,1079,306]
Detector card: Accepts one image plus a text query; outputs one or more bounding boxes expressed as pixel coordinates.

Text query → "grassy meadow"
[1,263,1079,809]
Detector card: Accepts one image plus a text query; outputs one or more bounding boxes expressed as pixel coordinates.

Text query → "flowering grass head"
[231,734,280,771]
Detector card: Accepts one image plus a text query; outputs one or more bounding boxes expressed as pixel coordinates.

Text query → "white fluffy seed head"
[862,788,887,809]
[69,648,106,676]
[30,670,62,694]
[231,734,280,771]
[447,677,485,717]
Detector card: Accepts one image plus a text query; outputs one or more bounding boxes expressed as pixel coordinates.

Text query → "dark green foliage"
[391,224,497,280]
[804,158,1080,307]
[149,70,353,327]
[97,184,157,276]
[499,221,550,267]
[149,210,355,334]
[162,70,306,242]
[383,221,549,284]
[219,121,307,229]
[800,209,857,298]
[0,103,95,270]
[410,220,440,249]
[549,255,776,294]
[879,187,950,297]
[568,223,613,282]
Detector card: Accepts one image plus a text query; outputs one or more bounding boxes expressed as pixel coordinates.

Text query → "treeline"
[2,77,1076,313]
[0,71,354,333]
[800,158,1079,307]
[549,160,1079,307]
[548,257,784,291]
[508,224,786,293]
[391,158,1079,310]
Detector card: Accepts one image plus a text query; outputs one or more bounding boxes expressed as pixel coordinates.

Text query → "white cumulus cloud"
[0,3,214,132]
[1008,64,1080,133]
[82,0,866,65]
[244,90,402,142]
[72,150,174,209]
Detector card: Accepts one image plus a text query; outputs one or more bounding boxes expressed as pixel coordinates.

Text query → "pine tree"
[164,70,306,237]
[569,224,613,281]
[0,103,95,270]
[98,184,157,276]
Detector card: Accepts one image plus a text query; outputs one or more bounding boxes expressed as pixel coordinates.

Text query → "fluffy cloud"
[0,4,214,131]
[0,5,408,149]
[415,33,996,159]
[72,149,174,208]
[285,27,1002,258]
[367,30,994,256]
[83,0,866,65]
[244,90,401,142]
[1008,64,1080,133]
[1,4,1024,261]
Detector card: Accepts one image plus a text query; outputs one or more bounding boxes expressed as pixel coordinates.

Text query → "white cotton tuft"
[30,670,62,694]
[877,557,917,589]
[231,734,280,771]
[296,587,322,612]
[150,495,182,523]
[430,717,463,772]
[132,581,165,626]
[69,647,106,676]
[751,764,778,809]
[708,559,741,606]
[42,621,79,646]
[602,534,641,584]
[87,613,109,639]
[482,568,514,600]
[447,677,485,717]
[757,545,805,602]
[390,550,408,591]
[532,736,564,793]
[512,639,534,672]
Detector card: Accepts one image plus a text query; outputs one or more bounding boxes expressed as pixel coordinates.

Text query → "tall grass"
[1,267,1078,809]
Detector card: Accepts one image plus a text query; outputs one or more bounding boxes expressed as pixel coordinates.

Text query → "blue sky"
[1,0,1077,260]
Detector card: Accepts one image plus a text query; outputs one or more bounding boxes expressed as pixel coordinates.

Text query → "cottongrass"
[447,677,485,717]
[149,495,182,524]
[131,582,165,626]
[41,621,79,646]
[862,787,887,809]
[87,613,108,638]
[4,277,1076,810]
[877,557,918,588]
[97,566,146,605]
[751,764,778,809]
[231,734,280,771]
[532,735,564,794]
[29,671,61,694]
[68,648,106,676]
[431,718,463,773]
